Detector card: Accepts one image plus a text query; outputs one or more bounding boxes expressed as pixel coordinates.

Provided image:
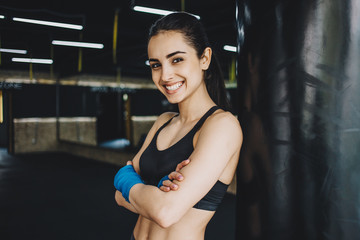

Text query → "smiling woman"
[114,12,242,240]
[148,31,210,104]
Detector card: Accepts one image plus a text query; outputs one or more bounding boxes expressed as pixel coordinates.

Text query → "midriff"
[133,208,215,240]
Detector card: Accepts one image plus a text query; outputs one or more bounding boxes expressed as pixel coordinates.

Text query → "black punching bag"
[235,0,360,239]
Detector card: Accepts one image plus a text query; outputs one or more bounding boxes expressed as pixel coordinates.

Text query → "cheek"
[152,75,165,92]
[151,71,161,83]
[182,62,202,77]
[186,65,204,83]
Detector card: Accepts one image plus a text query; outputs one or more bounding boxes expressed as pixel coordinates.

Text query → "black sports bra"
[139,106,229,211]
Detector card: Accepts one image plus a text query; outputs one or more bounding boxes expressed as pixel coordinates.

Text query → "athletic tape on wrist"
[157,175,170,188]
[114,165,144,203]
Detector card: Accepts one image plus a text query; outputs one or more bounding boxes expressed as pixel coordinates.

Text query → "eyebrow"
[148,51,186,62]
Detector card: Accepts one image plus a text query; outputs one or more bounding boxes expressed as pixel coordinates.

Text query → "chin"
[166,98,180,105]
[165,95,183,105]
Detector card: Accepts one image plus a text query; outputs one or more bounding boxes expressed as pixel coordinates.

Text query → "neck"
[177,85,216,122]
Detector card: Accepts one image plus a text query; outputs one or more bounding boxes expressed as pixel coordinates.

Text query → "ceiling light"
[0,15,5,19]
[52,40,104,49]
[223,45,237,53]
[0,48,27,54]
[133,6,200,19]
[12,58,53,64]
[12,17,83,30]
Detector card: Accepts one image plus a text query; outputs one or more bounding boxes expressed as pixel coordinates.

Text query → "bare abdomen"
[133,208,215,240]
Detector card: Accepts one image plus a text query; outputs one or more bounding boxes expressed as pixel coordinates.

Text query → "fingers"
[162,180,179,190]
[159,181,177,192]
[159,160,189,192]
[159,186,171,192]
[168,171,184,181]
[175,159,190,172]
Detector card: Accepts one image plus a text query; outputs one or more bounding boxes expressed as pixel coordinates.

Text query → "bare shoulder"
[201,110,243,144]
[154,111,178,127]
[145,111,178,138]
[208,110,242,133]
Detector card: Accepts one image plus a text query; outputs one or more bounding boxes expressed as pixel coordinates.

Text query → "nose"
[161,65,174,82]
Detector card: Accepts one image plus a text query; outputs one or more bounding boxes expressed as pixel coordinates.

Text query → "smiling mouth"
[164,82,184,91]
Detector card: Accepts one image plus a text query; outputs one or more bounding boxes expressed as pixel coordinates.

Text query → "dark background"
[0,0,237,78]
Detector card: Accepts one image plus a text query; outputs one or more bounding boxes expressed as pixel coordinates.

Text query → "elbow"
[153,206,182,229]
[155,211,173,229]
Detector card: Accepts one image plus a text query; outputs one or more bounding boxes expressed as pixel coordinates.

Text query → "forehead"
[148,31,195,57]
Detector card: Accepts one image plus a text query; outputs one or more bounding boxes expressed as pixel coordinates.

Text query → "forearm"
[114,164,166,220]
[114,164,190,228]
[129,183,185,228]
[129,184,163,219]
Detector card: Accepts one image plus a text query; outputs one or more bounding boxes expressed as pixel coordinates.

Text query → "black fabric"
[130,234,135,240]
[193,181,229,211]
[139,106,229,211]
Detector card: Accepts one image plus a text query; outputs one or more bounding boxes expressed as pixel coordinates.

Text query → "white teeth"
[165,82,183,91]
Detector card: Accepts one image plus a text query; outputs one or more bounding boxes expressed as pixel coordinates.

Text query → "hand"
[115,190,126,206]
[159,159,190,192]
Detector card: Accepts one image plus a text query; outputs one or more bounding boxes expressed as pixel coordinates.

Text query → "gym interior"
[1,0,359,239]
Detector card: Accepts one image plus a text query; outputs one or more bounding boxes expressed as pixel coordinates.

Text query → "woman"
[114,12,242,240]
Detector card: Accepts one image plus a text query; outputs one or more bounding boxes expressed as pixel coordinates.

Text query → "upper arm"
[159,113,243,215]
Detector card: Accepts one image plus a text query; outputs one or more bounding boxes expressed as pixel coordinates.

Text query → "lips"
[164,81,184,91]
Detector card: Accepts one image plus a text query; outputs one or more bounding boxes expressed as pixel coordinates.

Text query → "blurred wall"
[235,0,360,239]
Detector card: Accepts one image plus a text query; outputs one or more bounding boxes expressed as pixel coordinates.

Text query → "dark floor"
[0,148,235,240]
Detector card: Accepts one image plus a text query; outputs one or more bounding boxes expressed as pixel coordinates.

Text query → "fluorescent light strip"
[133,6,200,19]
[134,6,173,16]
[0,48,27,54]
[223,45,237,53]
[52,40,104,49]
[12,58,53,64]
[13,17,83,30]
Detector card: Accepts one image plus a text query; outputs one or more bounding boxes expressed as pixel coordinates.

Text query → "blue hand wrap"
[114,165,144,203]
[157,175,170,188]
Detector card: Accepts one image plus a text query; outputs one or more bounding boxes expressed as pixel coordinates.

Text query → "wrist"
[157,175,170,188]
[114,165,144,203]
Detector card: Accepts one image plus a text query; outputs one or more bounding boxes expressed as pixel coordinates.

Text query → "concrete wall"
[131,116,156,147]
[13,118,58,153]
[59,117,97,146]
[12,117,134,166]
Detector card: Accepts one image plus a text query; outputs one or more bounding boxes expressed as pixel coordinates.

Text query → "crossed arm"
[114,159,189,214]
[114,113,242,228]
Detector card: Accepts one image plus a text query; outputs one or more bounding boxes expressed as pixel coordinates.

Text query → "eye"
[172,57,183,64]
[150,63,161,69]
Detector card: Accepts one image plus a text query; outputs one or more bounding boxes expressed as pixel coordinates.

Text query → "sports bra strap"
[157,113,179,133]
[156,106,221,138]
[190,106,221,133]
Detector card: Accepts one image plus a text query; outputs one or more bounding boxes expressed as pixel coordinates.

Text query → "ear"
[200,47,212,70]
